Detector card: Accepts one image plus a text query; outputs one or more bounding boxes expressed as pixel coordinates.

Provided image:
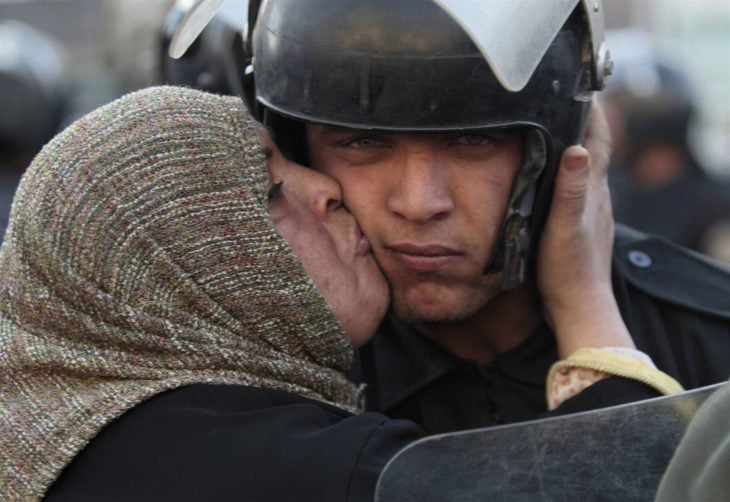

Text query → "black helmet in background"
[0,20,68,157]
[625,65,697,168]
[625,62,698,169]
[162,0,247,96]
[602,29,699,169]
[170,0,612,289]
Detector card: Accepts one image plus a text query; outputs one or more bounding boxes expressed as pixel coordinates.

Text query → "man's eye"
[343,136,386,148]
[267,181,284,203]
[452,134,493,146]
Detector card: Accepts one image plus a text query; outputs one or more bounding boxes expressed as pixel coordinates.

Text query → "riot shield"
[375,383,725,502]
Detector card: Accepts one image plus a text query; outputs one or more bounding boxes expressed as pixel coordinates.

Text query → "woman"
[0,86,423,501]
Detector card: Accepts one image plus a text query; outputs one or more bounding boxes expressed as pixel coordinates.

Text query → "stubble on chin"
[388,273,503,326]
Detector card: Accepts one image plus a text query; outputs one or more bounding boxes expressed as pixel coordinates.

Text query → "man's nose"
[387,152,454,224]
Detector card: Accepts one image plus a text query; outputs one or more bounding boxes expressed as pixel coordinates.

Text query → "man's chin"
[389,286,496,326]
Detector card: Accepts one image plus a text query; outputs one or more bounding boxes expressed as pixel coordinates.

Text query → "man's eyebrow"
[316,125,363,133]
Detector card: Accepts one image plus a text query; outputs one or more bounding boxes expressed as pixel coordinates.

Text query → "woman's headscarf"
[0,86,360,499]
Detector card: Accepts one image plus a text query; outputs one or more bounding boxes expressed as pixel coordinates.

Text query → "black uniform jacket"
[352,224,730,434]
[45,384,425,502]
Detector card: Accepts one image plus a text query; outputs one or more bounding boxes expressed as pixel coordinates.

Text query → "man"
[175,0,730,434]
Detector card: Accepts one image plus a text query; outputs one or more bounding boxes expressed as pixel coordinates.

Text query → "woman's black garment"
[46,384,425,502]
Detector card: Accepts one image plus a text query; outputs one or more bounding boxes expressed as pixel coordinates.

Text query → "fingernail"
[566,152,589,172]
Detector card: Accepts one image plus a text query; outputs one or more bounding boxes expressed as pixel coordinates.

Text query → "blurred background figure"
[0,0,179,243]
[602,28,730,263]
[0,20,68,241]
[0,0,244,245]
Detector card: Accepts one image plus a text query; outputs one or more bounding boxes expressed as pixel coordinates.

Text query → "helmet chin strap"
[484,129,548,291]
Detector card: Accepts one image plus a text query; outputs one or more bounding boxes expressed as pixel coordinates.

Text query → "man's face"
[306,126,523,325]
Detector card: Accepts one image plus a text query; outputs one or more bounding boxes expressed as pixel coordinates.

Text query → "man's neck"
[415,285,543,364]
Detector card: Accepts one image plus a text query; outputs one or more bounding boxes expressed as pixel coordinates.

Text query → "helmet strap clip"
[500,214,530,291]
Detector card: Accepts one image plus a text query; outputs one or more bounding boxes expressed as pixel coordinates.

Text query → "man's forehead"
[307,123,523,137]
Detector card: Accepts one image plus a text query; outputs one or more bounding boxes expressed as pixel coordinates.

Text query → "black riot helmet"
[172,0,612,289]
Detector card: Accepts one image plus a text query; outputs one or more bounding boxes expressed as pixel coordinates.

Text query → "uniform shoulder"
[613,223,730,320]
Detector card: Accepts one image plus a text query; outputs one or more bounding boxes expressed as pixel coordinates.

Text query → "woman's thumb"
[552,146,590,221]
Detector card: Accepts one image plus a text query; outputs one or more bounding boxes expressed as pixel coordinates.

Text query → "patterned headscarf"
[0,86,360,499]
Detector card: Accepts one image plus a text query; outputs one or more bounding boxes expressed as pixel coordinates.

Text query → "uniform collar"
[360,314,557,411]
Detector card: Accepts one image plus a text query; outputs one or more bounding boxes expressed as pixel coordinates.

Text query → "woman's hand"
[538,101,635,358]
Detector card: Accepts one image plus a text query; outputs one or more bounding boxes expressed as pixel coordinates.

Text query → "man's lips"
[386,243,463,271]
